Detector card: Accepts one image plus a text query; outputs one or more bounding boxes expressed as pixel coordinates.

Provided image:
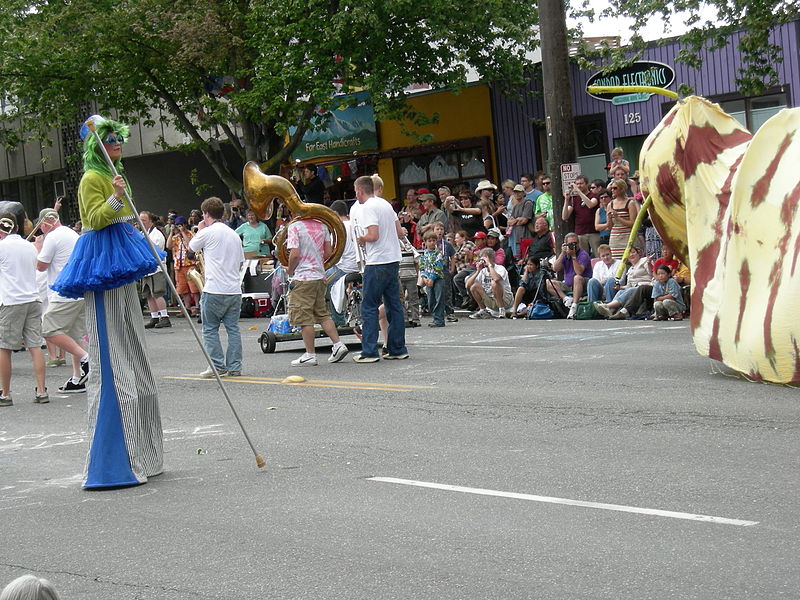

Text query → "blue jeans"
[361,262,407,358]
[425,277,445,325]
[200,292,242,372]
[587,278,617,303]
[610,287,636,306]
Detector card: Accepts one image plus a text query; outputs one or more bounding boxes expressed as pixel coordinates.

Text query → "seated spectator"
[546,232,592,319]
[653,244,679,273]
[651,265,686,320]
[524,217,555,264]
[587,243,620,303]
[466,247,514,319]
[593,245,652,319]
[0,574,61,600]
[236,209,272,255]
[512,256,551,317]
[452,230,477,308]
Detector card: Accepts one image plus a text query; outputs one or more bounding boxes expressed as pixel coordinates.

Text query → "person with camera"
[512,256,552,318]
[445,189,484,239]
[466,247,514,319]
[226,198,246,230]
[416,193,448,236]
[167,215,200,318]
[547,232,592,319]
[561,175,600,257]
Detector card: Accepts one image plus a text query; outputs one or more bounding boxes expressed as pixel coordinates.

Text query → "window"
[719,92,787,133]
[391,138,491,195]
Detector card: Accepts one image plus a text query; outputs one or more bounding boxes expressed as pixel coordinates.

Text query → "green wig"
[81,116,130,178]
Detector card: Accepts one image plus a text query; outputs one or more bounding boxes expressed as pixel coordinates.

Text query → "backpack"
[527,302,554,320]
[575,300,600,320]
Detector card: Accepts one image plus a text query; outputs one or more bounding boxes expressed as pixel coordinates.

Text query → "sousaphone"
[242,162,345,269]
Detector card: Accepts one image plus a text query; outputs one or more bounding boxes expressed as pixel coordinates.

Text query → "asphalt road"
[1,314,798,599]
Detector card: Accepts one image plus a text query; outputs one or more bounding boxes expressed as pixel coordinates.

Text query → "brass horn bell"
[242,162,345,270]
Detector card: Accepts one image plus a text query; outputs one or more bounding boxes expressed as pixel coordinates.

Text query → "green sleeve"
[78,170,135,230]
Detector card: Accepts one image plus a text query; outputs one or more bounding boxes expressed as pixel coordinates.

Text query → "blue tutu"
[53,222,166,299]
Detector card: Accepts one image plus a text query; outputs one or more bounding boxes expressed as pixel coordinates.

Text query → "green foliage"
[0,0,539,191]
[597,0,799,96]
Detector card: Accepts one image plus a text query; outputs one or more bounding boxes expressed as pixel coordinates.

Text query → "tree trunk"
[538,0,577,245]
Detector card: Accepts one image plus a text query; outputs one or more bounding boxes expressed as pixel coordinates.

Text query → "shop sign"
[290,91,378,161]
[586,61,675,102]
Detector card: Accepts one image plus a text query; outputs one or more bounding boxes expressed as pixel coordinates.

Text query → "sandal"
[668,315,683,321]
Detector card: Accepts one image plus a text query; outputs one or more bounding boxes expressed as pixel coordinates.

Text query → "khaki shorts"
[477,286,514,310]
[42,299,86,340]
[141,271,167,298]
[0,301,43,350]
[288,280,329,326]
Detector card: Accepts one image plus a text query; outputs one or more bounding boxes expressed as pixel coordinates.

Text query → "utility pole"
[537,0,577,244]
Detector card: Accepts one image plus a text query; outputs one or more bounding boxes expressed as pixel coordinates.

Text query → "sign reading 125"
[624,112,642,125]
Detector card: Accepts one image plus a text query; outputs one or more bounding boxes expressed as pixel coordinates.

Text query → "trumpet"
[352,217,367,274]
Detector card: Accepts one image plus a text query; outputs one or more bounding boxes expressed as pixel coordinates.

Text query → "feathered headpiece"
[80,115,130,178]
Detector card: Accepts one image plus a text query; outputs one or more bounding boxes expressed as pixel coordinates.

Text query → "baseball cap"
[174,216,187,225]
[487,228,502,238]
[513,184,525,192]
[416,187,430,195]
[473,231,487,239]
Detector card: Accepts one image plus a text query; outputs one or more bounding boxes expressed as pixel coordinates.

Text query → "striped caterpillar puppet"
[640,96,800,384]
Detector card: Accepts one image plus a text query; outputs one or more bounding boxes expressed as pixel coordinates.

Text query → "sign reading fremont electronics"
[586,61,675,102]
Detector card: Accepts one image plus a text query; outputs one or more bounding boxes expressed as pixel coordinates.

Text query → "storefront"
[289,84,497,205]
[491,20,799,182]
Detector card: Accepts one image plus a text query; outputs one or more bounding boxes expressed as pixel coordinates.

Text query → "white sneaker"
[567,304,577,319]
[291,353,318,367]
[329,343,349,363]
[516,303,528,313]
[488,307,505,318]
[469,308,491,319]
[199,367,226,378]
[562,296,574,308]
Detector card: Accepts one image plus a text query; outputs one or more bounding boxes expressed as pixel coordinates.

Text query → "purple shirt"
[562,248,592,287]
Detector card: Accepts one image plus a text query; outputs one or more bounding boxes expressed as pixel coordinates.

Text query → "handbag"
[527,302,554,320]
[575,300,600,320]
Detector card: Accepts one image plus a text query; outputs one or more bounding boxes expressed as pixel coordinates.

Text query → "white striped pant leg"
[84,285,163,483]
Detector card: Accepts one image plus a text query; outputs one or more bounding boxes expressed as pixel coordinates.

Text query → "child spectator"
[651,265,686,320]
[433,222,457,322]
[607,147,630,176]
[418,231,446,327]
[398,237,420,327]
[653,244,679,273]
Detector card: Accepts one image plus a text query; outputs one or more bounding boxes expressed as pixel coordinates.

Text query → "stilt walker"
[54,116,164,488]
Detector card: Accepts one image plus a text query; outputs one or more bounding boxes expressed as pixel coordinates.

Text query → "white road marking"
[412,344,516,350]
[368,477,758,527]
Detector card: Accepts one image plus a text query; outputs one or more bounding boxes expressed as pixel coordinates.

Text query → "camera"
[567,242,577,251]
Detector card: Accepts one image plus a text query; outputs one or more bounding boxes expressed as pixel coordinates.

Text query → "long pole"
[85,118,266,469]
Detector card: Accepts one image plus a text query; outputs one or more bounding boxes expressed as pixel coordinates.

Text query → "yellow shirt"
[78,170,134,230]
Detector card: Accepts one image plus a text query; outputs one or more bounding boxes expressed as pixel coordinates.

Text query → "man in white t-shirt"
[466,247,514,319]
[0,214,48,406]
[189,197,245,377]
[35,209,90,394]
[349,175,408,362]
[139,211,171,329]
[286,217,348,367]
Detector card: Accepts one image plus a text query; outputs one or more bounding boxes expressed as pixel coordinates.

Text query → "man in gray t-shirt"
[507,184,534,258]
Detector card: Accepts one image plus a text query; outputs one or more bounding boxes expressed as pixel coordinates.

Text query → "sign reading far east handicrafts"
[586,61,675,104]
[289,91,378,161]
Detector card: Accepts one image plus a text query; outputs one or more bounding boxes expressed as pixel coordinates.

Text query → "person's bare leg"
[470,283,486,309]
[320,318,340,344]
[28,347,46,394]
[300,325,316,354]
[0,349,12,394]
[492,280,504,308]
[573,275,585,302]
[378,304,388,346]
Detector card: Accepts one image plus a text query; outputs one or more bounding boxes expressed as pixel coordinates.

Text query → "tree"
[0,0,540,194]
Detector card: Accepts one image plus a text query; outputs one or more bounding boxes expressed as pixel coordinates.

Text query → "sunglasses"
[542,181,551,185]
[102,134,125,145]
